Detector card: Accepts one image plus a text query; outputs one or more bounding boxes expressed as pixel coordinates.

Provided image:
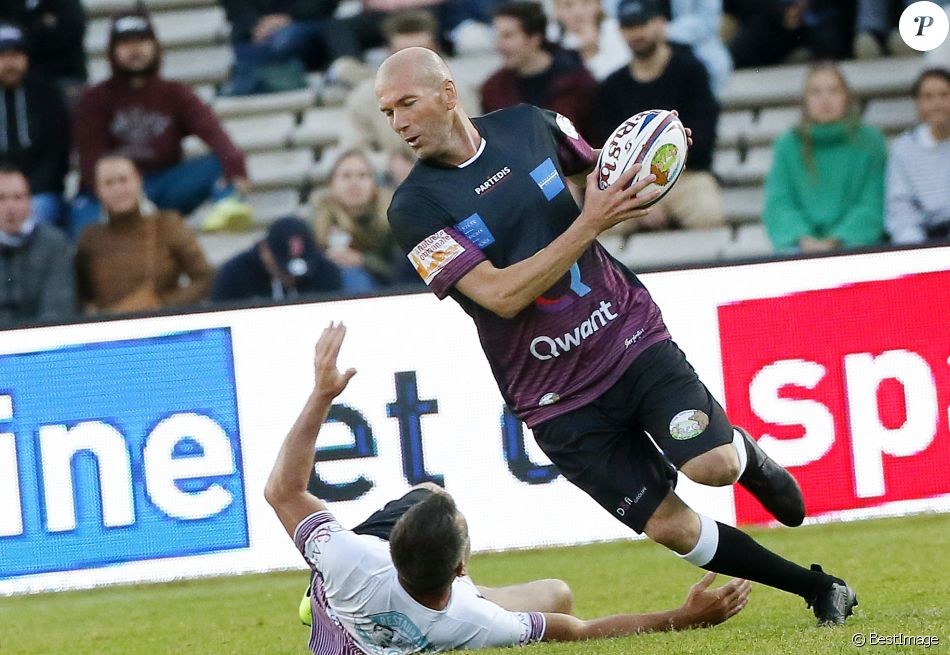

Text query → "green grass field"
[2,513,947,655]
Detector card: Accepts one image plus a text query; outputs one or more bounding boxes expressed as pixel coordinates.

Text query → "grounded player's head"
[389,492,470,597]
[375,47,461,160]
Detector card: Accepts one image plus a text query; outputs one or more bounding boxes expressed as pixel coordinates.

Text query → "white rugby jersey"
[293,512,546,655]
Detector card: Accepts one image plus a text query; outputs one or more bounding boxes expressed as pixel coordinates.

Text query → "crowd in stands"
[0,0,948,329]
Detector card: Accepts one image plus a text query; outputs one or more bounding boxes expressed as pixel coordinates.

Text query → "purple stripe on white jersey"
[308,573,366,655]
[295,512,367,655]
[527,612,546,643]
[293,511,335,553]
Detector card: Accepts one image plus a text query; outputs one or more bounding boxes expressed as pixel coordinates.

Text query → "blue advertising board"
[0,329,247,579]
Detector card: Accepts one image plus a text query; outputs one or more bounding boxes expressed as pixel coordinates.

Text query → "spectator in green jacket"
[763,62,886,253]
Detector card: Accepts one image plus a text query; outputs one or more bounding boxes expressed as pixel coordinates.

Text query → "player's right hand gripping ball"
[596,109,688,207]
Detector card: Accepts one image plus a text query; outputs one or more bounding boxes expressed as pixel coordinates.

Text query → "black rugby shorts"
[533,339,734,532]
[351,488,435,541]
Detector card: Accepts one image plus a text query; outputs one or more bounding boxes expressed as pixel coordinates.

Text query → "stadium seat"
[840,56,927,98]
[85,7,227,56]
[721,64,807,110]
[724,223,774,260]
[197,230,264,266]
[448,53,502,91]
[214,89,316,119]
[716,110,754,148]
[247,149,314,188]
[163,46,233,85]
[714,147,773,186]
[603,227,733,270]
[228,113,296,152]
[722,187,764,225]
[740,147,773,185]
[246,189,304,225]
[182,113,295,156]
[747,106,800,145]
[712,149,741,185]
[89,45,233,84]
[82,0,218,18]
[292,107,349,148]
[863,97,918,134]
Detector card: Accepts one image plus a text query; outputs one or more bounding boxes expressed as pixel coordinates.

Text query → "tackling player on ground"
[376,47,857,626]
[264,323,750,654]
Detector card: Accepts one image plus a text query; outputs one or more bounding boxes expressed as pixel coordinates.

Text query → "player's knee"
[680,445,740,487]
[643,513,700,554]
[547,579,574,614]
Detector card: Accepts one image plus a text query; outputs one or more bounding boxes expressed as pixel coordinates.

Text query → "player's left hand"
[670,110,694,148]
[678,572,751,628]
[313,322,357,401]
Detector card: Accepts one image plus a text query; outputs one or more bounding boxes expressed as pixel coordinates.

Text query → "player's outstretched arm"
[540,573,750,642]
[454,165,660,319]
[264,322,357,536]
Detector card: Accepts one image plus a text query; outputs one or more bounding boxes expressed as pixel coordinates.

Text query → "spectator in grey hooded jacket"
[0,163,74,327]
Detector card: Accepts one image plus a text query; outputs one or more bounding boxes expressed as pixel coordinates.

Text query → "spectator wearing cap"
[211,217,342,303]
[481,1,597,139]
[0,0,87,93]
[75,155,213,315]
[0,163,75,328]
[0,22,70,226]
[71,12,252,238]
[886,68,950,246]
[597,0,732,93]
[310,149,401,293]
[597,0,724,233]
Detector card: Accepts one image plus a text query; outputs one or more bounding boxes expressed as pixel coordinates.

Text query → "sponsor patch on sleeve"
[555,113,579,140]
[408,229,465,284]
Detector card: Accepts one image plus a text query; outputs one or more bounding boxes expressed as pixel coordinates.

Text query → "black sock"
[704,521,832,601]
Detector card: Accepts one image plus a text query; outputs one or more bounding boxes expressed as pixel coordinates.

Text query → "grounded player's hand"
[313,322,357,401]
[679,572,751,628]
[581,164,662,233]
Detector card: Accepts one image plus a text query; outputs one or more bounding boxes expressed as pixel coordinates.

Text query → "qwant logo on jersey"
[530,300,619,360]
[0,329,247,579]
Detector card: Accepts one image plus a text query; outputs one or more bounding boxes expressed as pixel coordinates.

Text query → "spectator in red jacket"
[71,12,252,237]
[481,1,597,139]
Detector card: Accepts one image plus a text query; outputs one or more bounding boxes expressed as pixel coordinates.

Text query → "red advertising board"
[718,270,950,525]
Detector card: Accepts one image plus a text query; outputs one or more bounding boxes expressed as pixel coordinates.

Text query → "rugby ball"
[596,109,688,206]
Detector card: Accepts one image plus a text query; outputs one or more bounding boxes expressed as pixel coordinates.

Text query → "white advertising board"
[1,246,947,595]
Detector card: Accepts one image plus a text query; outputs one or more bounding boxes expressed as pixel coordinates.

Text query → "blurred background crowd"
[0,0,948,328]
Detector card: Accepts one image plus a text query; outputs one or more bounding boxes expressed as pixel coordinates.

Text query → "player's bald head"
[376,46,452,94]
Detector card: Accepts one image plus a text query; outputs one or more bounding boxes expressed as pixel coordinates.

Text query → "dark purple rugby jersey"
[388,105,670,427]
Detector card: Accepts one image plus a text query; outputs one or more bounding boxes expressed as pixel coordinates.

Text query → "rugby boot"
[736,426,806,526]
[807,564,858,626]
